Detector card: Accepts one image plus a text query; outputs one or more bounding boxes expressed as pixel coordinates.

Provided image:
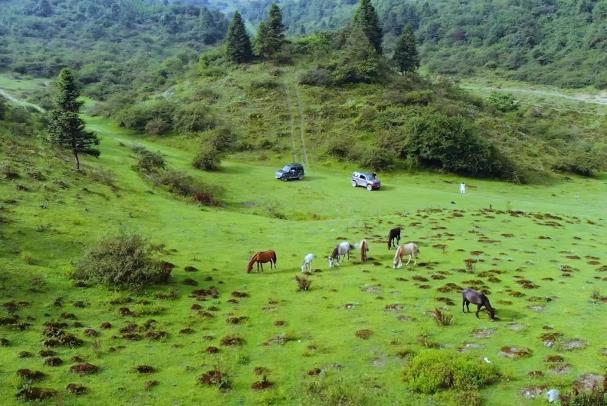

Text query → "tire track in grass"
[283,84,298,163]
[294,85,310,171]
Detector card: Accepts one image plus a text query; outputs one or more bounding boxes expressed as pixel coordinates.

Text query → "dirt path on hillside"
[462,83,607,105]
[0,88,46,113]
[283,83,310,170]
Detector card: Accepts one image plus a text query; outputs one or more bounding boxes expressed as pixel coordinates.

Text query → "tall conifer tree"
[226,11,253,64]
[47,69,99,170]
[353,0,383,54]
[255,3,286,59]
[393,25,420,73]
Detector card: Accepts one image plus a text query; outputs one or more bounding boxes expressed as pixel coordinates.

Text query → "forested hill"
[210,0,607,88]
[0,0,228,98]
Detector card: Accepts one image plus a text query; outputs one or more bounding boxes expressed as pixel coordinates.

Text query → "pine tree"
[353,0,383,54]
[255,3,286,59]
[393,25,420,73]
[47,69,99,170]
[226,11,253,64]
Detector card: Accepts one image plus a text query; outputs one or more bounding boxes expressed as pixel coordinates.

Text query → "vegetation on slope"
[221,0,607,88]
[0,0,228,99]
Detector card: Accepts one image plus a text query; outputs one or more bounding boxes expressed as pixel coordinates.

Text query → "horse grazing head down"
[481,293,496,319]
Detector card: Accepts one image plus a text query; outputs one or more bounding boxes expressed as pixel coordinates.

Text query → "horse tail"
[272,251,277,267]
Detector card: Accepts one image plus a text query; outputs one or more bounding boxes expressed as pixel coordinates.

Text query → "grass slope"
[1,97,607,404]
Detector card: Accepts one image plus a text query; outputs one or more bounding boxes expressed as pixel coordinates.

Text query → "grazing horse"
[392,243,419,268]
[328,241,355,268]
[360,239,369,262]
[388,227,401,250]
[301,253,315,273]
[246,250,277,273]
[462,288,496,319]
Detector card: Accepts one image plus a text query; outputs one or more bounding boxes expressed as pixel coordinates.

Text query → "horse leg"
[405,254,412,265]
[462,298,468,313]
[476,304,482,318]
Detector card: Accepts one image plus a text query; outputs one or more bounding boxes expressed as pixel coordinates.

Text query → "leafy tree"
[393,25,419,73]
[352,0,383,54]
[255,3,286,59]
[47,69,99,170]
[226,11,253,64]
[0,96,6,120]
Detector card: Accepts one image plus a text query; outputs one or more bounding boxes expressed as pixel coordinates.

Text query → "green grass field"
[1,78,607,405]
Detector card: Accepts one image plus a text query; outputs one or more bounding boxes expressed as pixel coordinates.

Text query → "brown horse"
[360,239,369,262]
[462,288,496,319]
[246,250,277,273]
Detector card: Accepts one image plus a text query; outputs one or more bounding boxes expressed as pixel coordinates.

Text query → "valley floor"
[1,77,606,405]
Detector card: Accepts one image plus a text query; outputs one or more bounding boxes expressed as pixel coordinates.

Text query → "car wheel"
[298,175,304,180]
[352,180,357,187]
[367,184,373,191]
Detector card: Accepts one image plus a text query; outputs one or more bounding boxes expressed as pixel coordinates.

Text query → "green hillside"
[0,0,228,98]
[218,0,607,88]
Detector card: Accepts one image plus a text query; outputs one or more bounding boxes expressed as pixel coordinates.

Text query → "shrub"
[403,350,500,394]
[299,68,333,86]
[193,147,221,171]
[431,308,454,326]
[173,102,216,134]
[73,232,169,289]
[116,100,174,133]
[403,112,518,180]
[207,128,237,153]
[359,147,398,171]
[144,117,172,136]
[295,275,312,291]
[487,92,519,112]
[136,149,166,173]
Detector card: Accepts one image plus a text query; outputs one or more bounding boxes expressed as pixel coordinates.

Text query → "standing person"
[460,182,466,195]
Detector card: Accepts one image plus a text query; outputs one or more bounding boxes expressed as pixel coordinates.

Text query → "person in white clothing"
[459,182,466,195]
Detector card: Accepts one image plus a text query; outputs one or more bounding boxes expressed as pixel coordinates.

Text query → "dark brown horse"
[247,250,277,273]
[388,227,401,249]
[462,288,496,319]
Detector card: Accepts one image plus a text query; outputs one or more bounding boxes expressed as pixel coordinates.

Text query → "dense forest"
[210,0,607,88]
[0,0,228,98]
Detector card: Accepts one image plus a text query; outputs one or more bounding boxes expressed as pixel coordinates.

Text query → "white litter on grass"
[483,357,492,364]
[547,388,560,403]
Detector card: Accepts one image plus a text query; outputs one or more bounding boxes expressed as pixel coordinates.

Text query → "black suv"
[275,163,304,181]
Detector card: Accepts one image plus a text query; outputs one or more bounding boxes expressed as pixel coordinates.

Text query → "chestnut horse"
[360,239,369,262]
[246,250,277,273]
[462,288,496,319]
[388,227,401,250]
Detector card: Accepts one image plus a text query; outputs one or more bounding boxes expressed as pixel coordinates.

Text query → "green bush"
[193,147,221,171]
[207,127,237,152]
[403,112,518,180]
[487,92,519,112]
[73,232,169,289]
[403,350,500,394]
[116,100,174,133]
[358,147,398,171]
[136,149,166,173]
[173,102,215,134]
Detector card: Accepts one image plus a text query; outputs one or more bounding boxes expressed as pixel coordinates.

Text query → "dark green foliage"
[403,112,517,180]
[352,0,383,54]
[403,350,500,393]
[73,231,168,289]
[226,12,253,64]
[0,1,228,97]
[487,93,519,112]
[393,25,419,73]
[47,69,99,170]
[116,100,174,134]
[193,148,221,171]
[173,103,216,134]
[255,4,287,59]
[561,383,607,406]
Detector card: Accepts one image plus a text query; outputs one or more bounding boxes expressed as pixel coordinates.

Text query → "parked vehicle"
[276,163,304,181]
[352,171,381,191]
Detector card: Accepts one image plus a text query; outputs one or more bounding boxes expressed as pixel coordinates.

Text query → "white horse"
[393,243,420,268]
[301,253,315,273]
[328,241,355,268]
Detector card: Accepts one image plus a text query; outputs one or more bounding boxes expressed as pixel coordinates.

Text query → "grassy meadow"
[1,76,607,405]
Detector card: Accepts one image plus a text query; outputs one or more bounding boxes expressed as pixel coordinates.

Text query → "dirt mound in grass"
[17,369,46,380]
[16,387,57,401]
[251,376,274,390]
[134,365,156,374]
[66,383,88,395]
[70,363,98,375]
[44,357,63,366]
[500,346,533,359]
[520,386,547,399]
[355,329,373,340]
[220,335,246,346]
[575,373,605,392]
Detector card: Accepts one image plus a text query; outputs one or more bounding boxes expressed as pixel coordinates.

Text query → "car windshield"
[282,166,291,172]
[366,173,377,180]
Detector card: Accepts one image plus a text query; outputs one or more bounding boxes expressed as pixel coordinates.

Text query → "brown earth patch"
[355,329,373,340]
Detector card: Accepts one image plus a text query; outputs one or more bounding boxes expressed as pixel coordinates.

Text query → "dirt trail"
[462,83,607,106]
[0,88,45,113]
[283,83,310,170]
